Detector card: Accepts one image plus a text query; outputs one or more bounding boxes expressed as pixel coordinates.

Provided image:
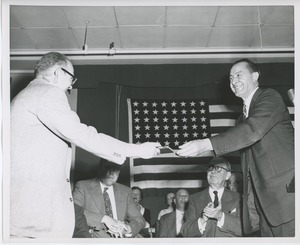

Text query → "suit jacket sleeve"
[210,88,290,155]
[181,196,203,237]
[35,87,139,164]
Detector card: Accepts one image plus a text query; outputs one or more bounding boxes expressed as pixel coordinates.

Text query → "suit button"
[66,178,70,182]
[69,198,73,202]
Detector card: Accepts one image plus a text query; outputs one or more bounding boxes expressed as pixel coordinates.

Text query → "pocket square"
[230,208,236,213]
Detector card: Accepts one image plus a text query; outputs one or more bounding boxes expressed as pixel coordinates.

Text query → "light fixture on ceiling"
[108,42,116,56]
[82,21,89,51]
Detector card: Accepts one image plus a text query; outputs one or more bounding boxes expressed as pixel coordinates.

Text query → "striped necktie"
[243,103,247,120]
[103,187,113,218]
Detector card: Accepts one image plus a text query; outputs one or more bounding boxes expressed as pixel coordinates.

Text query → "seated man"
[158,189,189,237]
[181,157,242,237]
[73,159,145,238]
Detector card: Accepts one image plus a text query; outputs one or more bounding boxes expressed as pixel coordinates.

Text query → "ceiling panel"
[208,26,258,47]
[10,6,69,27]
[119,26,164,48]
[115,6,165,26]
[25,28,79,49]
[251,25,294,47]
[261,6,294,24]
[62,6,116,27]
[167,6,218,26]
[215,6,268,26]
[165,26,211,48]
[10,29,36,49]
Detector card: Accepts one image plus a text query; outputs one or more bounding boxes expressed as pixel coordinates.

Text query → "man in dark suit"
[72,159,145,238]
[181,157,242,237]
[158,189,189,237]
[178,59,294,237]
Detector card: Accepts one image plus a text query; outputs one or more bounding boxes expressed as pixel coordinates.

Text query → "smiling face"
[229,61,259,100]
[132,189,142,204]
[207,163,231,190]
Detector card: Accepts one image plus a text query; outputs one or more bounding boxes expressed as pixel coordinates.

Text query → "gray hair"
[34,52,70,77]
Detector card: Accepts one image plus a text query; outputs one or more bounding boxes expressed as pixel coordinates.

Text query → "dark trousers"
[251,178,295,237]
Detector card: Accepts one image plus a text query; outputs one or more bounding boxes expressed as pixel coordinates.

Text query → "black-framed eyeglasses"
[61,67,77,85]
[207,165,229,172]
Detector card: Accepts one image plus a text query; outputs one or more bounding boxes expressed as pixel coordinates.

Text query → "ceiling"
[9,5,295,70]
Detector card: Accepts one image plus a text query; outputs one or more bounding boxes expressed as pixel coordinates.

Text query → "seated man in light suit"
[181,157,242,237]
[158,189,189,237]
[73,159,145,238]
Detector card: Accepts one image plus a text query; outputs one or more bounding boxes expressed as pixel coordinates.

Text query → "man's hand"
[203,202,223,221]
[107,221,132,238]
[177,138,213,157]
[102,215,119,233]
[136,142,161,159]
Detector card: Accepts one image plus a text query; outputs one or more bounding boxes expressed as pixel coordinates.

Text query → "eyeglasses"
[61,67,77,85]
[207,165,229,172]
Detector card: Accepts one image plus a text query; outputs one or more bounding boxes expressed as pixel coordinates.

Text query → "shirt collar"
[244,87,259,108]
[99,181,112,193]
[209,186,225,201]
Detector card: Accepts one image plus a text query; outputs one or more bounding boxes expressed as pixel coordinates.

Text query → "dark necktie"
[243,103,247,120]
[103,187,113,218]
[213,191,219,208]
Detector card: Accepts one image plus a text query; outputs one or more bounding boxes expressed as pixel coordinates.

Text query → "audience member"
[10,51,160,238]
[226,172,243,193]
[157,192,175,220]
[73,159,145,238]
[158,189,189,237]
[181,157,242,237]
[178,59,294,237]
[131,186,152,237]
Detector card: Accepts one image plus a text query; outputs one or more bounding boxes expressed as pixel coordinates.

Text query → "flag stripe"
[132,180,207,189]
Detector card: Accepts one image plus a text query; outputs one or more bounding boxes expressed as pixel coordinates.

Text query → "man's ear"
[252,71,259,81]
[225,172,231,181]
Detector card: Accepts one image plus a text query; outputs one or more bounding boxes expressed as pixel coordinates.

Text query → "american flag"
[127,98,294,195]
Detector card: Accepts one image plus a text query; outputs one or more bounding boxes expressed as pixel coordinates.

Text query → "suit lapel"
[88,178,105,214]
[248,88,261,116]
[113,184,126,220]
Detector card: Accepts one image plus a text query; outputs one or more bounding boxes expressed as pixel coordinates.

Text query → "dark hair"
[232,58,260,76]
[34,52,70,77]
[96,158,121,179]
[131,186,143,200]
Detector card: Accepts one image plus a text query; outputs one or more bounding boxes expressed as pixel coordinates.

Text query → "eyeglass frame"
[207,165,229,173]
[61,67,77,85]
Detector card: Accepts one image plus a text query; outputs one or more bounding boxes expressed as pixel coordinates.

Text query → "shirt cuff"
[217,212,225,228]
[198,218,207,234]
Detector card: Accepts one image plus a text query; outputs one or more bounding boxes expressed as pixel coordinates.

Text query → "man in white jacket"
[10,52,160,239]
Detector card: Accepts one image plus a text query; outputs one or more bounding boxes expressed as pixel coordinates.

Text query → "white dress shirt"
[243,87,259,118]
[176,209,185,235]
